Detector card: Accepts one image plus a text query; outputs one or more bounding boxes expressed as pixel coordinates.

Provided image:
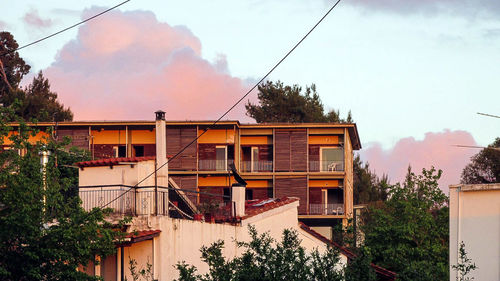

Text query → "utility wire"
[101,0,344,209]
[477,112,500,119]
[0,0,131,57]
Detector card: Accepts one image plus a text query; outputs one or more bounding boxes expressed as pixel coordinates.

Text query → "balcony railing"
[198,159,235,171]
[240,160,273,172]
[309,203,344,215]
[309,160,344,172]
[79,185,169,216]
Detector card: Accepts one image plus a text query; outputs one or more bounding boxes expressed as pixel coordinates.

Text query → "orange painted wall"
[198,176,235,187]
[308,135,339,145]
[2,131,50,145]
[246,180,272,188]
[240,136,272,145]
[309,179,339,188]
[198,129,235,144]
[91,130,126,144]
[131,130,155,144]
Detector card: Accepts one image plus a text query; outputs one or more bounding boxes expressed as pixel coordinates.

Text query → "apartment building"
[2,117,360,229]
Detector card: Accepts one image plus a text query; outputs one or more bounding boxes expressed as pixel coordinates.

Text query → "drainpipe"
[155,110,168,217]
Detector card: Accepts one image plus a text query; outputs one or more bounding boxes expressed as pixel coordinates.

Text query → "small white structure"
[449,183,500,281]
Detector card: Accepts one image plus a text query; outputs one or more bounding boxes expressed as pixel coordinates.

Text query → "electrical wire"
[0,0,131,57]
[98,0,344,209]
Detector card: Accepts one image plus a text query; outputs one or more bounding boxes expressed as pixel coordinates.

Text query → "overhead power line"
[477,112,500,119]
[452,145,500,151]
[100,0,344,209]
[0,0,131,57]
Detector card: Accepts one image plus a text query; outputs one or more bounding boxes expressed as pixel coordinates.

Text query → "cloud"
[347,0,500,18]
[358,130,478,193]
[23,9,53,29]
[44,8,255,121]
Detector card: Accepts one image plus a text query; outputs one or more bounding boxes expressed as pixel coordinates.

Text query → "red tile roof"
[75,156,156,168]
[117,230,161,247]
[212,197,299,223]
[298,222,397,281]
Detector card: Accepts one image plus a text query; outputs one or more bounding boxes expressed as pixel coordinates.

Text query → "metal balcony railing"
[309,203,344,215]
[240,160,273,172]
[198,159,235,171]
[79,185,169,216]
[309,160,344,172]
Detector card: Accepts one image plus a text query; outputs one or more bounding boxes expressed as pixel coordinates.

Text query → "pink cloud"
[44,8,255,121]
[23,9,53,29]
[358,130,478,193]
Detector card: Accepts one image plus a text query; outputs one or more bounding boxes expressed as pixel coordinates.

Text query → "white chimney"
[231,184,246,218]
[155,110,168,195]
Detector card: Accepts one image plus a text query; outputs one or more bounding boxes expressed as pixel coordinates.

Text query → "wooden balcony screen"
[171,175,197,204]
[275,177,307,214]
[275,129,307,172]
[166,127,197,170]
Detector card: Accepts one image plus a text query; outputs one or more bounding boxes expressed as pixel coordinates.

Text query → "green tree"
[361,167,449,281]
[461,138,500,184]
[0,106,122,280]
[343,247,376,281]
[353,155,389,204]
[245,81,352,123]
[0,32,73,121]
[174,226,344,281]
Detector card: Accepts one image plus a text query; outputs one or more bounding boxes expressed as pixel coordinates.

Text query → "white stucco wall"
[123,202,346,281]
[79,161,156,187]
[449,184,500,281]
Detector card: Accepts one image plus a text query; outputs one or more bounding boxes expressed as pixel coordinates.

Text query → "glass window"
[216,146,227,171]
[320,147,343,171]
[251,147,259,172]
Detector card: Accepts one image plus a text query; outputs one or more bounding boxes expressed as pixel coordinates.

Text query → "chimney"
[155,110,168,193]
[231,183,246,218]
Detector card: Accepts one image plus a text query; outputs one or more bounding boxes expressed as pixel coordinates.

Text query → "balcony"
[198,159,235,171]
[240,160,273,172]
[309,160,344,172]
[309,203,344,215]
[79,185,169,216]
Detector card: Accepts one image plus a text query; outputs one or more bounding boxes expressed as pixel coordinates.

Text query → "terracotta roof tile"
[75,156,156,168]
[212,197,299,223]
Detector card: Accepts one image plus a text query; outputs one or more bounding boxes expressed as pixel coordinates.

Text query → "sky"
[2,0,499,192]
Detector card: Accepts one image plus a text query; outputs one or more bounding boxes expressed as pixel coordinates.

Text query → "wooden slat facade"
[275,177,307,214]
[171,175,198,204]
[57,128,89,149]
[275,129,307,172]
[166,126,197,170]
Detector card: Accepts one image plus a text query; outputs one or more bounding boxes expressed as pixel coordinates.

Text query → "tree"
[353,155,389,204]
[361,167,449,281]
[0,32,73,122]
[343,247,376,281]
[461,138,500,184]
[174,225,345,281]
[0,106,122,280]
[246,81,352,123]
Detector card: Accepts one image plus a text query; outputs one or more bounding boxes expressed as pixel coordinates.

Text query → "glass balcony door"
[251,147,259,172]
[216,146,227,171]
[320,147,343,172]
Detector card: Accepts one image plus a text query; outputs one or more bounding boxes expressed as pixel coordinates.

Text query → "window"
[320,147,343,171]
[113,146,126,158]
[133,145,144,157]
[216,146,227,171]
[251,147,259,172]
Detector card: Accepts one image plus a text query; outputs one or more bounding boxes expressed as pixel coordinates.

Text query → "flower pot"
[194,214,204,221]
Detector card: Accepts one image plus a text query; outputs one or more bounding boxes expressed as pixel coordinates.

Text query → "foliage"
[245,81,352,123]
[174,225,344,281]
[461,138,500,184]
[344,247,376,281]
[361,166,449,281]
[353,155,389,204]
[451,241,477,281]
[0,106,123,281]
[126,258,157,281]
[0,32,73,121]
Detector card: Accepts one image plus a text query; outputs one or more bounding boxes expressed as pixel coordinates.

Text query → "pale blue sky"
[2,0,499,149]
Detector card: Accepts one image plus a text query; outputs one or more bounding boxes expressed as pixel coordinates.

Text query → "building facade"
[2,120,360,229]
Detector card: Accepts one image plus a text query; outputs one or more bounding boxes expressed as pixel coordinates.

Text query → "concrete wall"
[121,201,346,281]
[449,184,500,281]
[79,161,156,187]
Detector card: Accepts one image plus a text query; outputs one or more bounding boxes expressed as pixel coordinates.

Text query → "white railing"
[198,159,235,171]
[309,203,344,215]
[79,185,169,216]
[309,161,344,172]
[240,161,273,172]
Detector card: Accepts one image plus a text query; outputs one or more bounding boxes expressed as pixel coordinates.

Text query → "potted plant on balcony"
[198,201,219,223]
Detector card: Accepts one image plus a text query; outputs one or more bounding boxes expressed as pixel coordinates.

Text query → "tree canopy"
[0,106,121,280]
[461,137,500,184]
[246,81,352,123]
[360,167,449,281]
[0,31,73,122]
